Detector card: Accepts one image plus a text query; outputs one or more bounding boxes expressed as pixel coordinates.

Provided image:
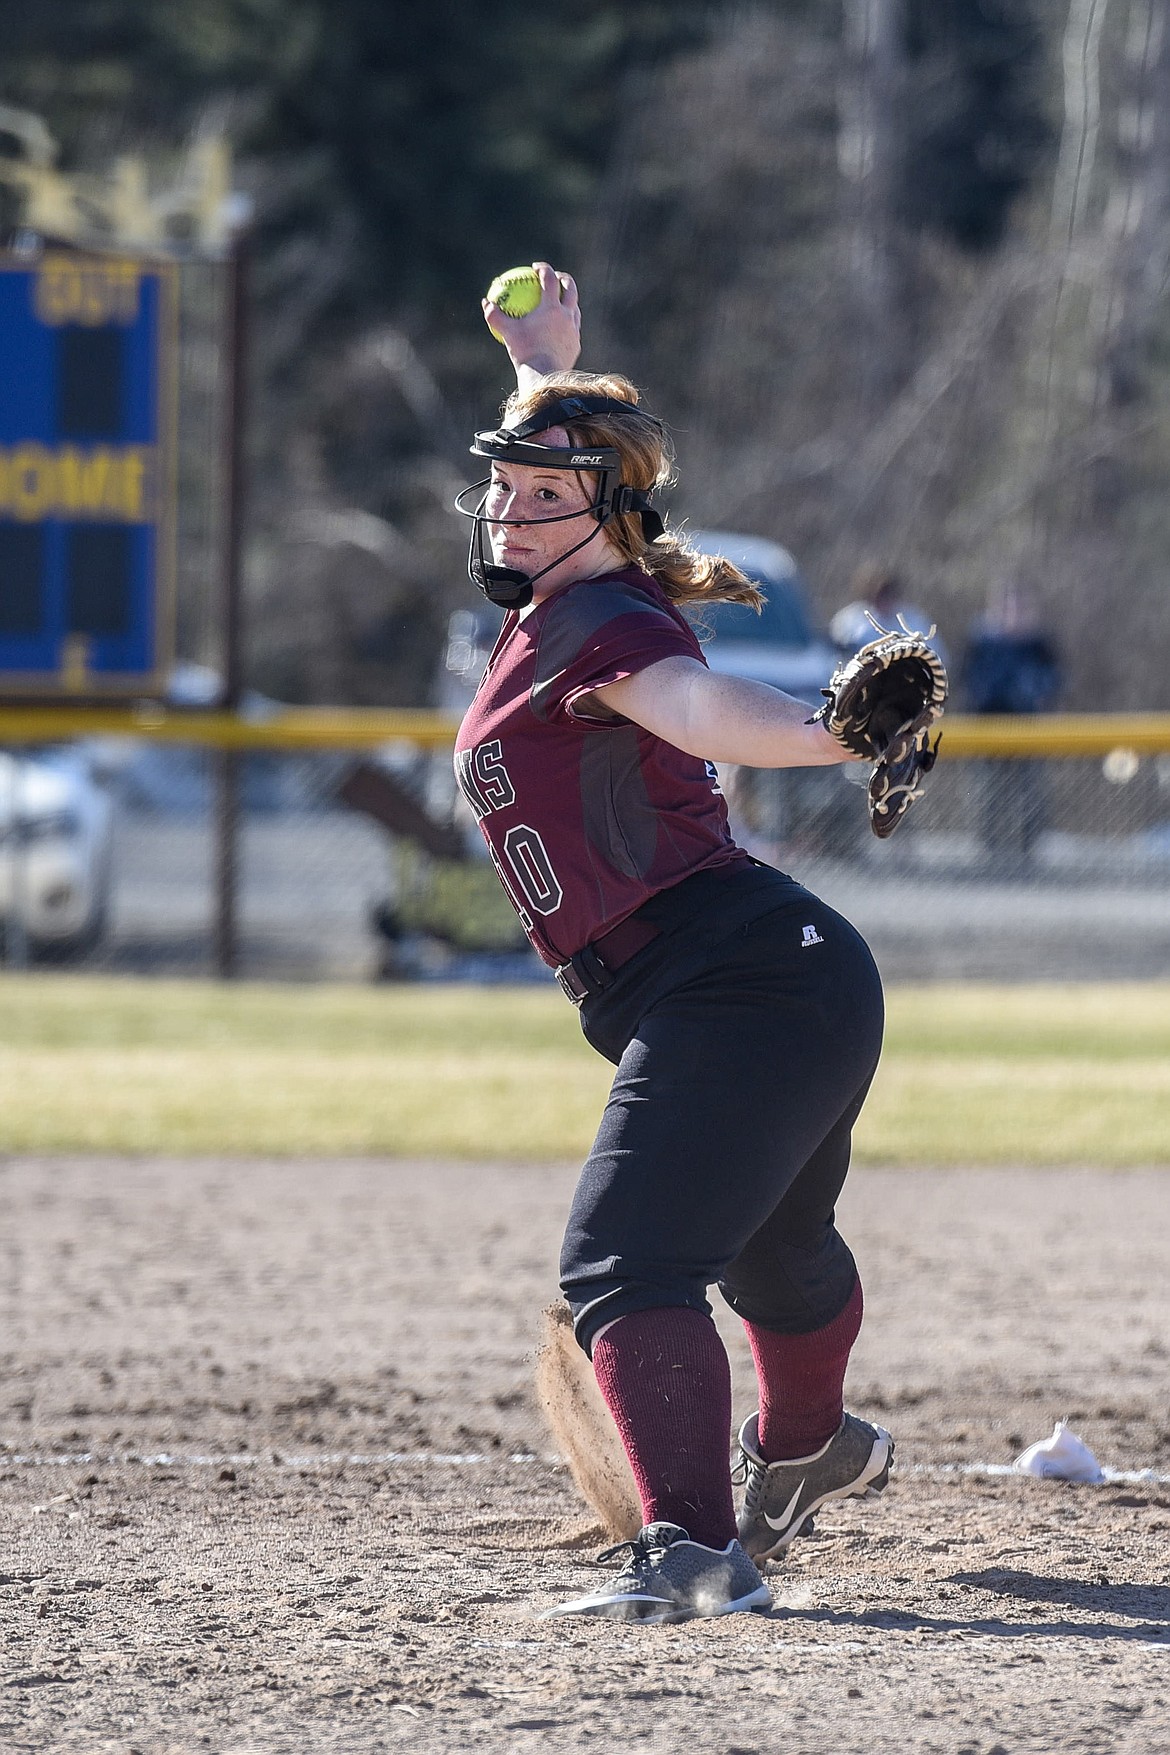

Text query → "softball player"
[454,264,893,1623]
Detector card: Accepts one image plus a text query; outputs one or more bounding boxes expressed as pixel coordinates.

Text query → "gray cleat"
[541,1521,773,1623]
[736,1412,894,1563]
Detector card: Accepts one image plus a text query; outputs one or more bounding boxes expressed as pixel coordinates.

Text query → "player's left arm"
[584,656,855,769]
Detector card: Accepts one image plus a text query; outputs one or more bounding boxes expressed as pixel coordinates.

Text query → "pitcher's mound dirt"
[1,1158,1167,1753]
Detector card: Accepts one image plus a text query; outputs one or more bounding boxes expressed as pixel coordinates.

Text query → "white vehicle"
[0,749,113,958]
[682,530,837,704]
[681,531,856,855]
[438,534,838,708]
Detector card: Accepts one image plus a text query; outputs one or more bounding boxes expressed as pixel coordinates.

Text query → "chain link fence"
[724,748,1170,980]
[2,728,1169,982]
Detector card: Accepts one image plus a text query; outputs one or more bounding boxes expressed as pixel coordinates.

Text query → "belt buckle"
[555,960,587,1006]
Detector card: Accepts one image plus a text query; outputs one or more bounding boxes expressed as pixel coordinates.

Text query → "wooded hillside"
[6,0,1169,708]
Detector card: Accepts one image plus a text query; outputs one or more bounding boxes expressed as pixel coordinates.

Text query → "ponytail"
[502,372,764,613]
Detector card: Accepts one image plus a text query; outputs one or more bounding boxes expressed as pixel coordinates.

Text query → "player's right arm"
[483,261,581,393]
[584,655,855,769]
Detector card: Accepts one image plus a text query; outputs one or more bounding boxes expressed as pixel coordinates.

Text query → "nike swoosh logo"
[764,1478,807,1531]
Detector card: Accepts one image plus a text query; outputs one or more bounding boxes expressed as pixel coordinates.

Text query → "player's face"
[483,426,621,598]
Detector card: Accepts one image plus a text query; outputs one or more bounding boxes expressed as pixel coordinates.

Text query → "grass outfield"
[1,974,1168,1163]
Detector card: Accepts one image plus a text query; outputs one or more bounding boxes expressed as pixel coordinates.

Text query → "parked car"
[0,748,113,959]
[86,665,317,814]
[682,530,837,704]
[681,530,857,855]
[437,535,836,708]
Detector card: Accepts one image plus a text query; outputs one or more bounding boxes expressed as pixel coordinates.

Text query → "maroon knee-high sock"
[743,1277,864,1462]
[592,1306,736,1550]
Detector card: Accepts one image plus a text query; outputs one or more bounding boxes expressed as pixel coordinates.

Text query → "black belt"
[553,861,780,1006]
[554,910,663,1006]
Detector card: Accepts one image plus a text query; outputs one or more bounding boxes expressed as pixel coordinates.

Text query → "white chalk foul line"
[0,1449,540,1469]
[2,1450,1169,1485]
[906,1461,1170,1487]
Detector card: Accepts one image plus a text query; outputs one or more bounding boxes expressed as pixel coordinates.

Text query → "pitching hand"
[483,261,581,379]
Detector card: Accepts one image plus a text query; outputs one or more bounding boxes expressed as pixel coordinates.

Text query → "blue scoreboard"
[0,250,177,698]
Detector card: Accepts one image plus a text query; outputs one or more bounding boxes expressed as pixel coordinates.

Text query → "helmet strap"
[467,495,613,610]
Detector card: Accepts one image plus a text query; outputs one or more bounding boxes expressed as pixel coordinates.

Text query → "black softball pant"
[559,872,885,1356]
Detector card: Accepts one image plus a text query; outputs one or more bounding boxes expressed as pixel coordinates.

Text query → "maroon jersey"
[454,566,749,967]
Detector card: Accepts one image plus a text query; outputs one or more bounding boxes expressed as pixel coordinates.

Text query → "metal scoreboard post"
[0,248,178,700]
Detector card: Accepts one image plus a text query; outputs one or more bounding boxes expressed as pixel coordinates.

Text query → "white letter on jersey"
[455,739,517,820]
[503,824,564,917]
[475,741,516,811]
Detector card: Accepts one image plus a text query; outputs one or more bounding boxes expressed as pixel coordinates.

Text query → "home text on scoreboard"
[0,249,177,698]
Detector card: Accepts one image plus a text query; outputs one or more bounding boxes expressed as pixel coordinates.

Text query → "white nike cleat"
[735,1412,894,1564]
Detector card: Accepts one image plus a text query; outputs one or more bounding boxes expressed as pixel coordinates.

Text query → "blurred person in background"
[961,579,1062,869]
[962,579,1061,717]
[453,263,894,1624]
[829,559,948,669]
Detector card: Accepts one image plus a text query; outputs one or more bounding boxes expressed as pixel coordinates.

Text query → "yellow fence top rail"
[933,713,1170,758]
[0,705,461,750]
[1,704,1169,757]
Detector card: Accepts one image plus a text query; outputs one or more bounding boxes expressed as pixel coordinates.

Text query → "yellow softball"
[485,266,552,341]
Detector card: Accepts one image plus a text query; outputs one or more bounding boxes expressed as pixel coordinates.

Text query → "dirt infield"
[1,1156,1168,1754]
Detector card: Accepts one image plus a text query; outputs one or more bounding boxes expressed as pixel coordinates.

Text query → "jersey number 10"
[456,740,565,929]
